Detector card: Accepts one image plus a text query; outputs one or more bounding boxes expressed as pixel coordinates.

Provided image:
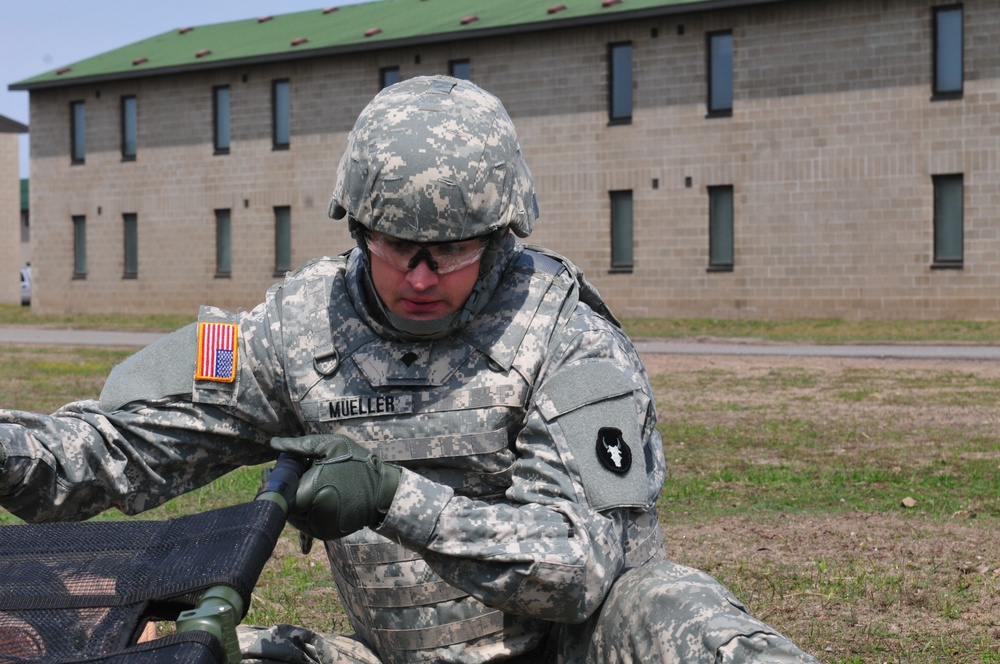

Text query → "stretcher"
[0,454,306,664]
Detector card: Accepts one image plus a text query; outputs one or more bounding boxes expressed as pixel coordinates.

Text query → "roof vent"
[56,67,72,75]
[547,4,567,14]
[291,37,309,46]
[195,49,212,58]
[460,15,479,25]
[322,6,338,14]
[258,15,273,23]
[178,26,194,34]
[602,0,622,6]
[364,27,382,37]
[132,57,149,66]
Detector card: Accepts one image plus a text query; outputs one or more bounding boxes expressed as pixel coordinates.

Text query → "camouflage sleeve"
[0,291,300,523]
[379,311,665,624]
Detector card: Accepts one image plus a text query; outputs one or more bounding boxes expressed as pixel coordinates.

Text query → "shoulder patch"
[596,427,632,475]
[195,322,238,383]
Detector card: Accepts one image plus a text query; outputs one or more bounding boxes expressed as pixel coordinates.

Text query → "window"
[213,85,230,154]
[20,179,29,242]
[608,42,633,124]
[215,208,232,277]
[707,31,733,116]
[449,59,471,80]
[121,96,137,160]
[274,206,292,275]
[70,101,85,164]
[933,5,963,97]
[380,66,400,89]
[610,190,633,271]
[708,185,734,270]
[272,79,290,149]
[932,174,963,267]
[123,213,138,278]
[72,215,87,278]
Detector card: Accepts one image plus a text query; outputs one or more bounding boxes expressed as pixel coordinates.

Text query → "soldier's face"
[369,247,481,320]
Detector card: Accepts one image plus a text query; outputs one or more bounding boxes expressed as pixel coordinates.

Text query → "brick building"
[10,0,1000,319]
[0,114,27,306]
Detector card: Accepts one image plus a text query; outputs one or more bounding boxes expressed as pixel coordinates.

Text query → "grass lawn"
[1,309,998,661]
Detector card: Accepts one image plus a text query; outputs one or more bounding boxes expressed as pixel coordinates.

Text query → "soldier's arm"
[377,316,665,624]
[0,295,298,523]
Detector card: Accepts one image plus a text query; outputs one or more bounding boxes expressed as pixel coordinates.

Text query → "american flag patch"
[195,322,238,382]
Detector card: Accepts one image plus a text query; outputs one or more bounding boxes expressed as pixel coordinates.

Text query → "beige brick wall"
[0,131,20,305]
[26,0,1000,319]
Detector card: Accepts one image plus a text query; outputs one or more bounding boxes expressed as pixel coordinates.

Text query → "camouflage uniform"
[0,76,818,663]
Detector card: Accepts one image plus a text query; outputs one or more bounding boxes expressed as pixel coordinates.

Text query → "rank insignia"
[596,427,632,475]
[195,322,238,382]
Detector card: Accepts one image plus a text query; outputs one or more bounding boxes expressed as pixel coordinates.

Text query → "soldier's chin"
[398,299,452,319]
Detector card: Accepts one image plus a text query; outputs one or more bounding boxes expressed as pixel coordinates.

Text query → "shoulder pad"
[521,245,620,328]
[283,254,348,282]
[100,323,198,410]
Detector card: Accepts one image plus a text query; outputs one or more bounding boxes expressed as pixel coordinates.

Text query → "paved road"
[2,326,999,361]
[632,339,1000,361]
[0,327,165,348]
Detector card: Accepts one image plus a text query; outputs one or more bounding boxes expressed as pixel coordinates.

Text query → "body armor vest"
[276,249,657,662]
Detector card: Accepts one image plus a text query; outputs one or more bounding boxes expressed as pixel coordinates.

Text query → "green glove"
[271,434,401,541]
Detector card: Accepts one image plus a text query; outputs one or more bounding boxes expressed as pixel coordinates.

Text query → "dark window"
[608,42,633,124]
[610,190,633,271]
[380,66,400,89]
[272,79,290,149]
[707,31,733,117]
[215,208,232,277]
[121,96,137,160]
[70,101,85,164]
[708,185,734,270]
[449,59,471,80]
[933,5,963,98]
[274,206,292,275]
[213,85,230,154]
[932,174,963,267]
[123,213,138,278]
[72,215,87,278]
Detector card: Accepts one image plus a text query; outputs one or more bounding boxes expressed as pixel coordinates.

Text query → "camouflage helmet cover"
[328,75,537,241]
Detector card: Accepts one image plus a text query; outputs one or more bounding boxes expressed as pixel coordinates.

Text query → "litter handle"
[256,452,307,512]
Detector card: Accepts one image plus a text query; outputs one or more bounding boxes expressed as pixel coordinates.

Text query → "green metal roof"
[10,0,772,90]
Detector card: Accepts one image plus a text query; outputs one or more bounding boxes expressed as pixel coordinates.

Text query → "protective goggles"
[366,231,488,275]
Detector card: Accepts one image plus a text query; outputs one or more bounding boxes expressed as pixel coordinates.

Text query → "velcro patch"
[195,322,238,382]
[596,427,632,475]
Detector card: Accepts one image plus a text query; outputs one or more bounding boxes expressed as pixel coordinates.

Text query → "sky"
[1,0,373,178]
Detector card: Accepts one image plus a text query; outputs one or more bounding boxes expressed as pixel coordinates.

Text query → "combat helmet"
[328,75,537,242]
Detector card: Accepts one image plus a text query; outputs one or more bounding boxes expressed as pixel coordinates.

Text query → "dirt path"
[640,352,1000,661]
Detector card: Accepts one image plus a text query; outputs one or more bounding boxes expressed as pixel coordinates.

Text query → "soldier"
[0,76,818,663]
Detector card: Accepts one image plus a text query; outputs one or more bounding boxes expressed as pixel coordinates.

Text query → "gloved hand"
[271,434,401,540]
